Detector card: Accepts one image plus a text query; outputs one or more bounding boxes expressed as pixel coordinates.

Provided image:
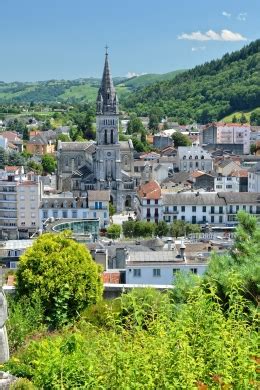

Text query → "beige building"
[0,174,42,240]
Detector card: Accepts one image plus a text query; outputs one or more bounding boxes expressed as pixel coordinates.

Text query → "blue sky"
[0,0,259,82]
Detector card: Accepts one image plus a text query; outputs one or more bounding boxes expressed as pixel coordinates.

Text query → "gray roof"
[163,192,226,206]
[40,197,87,209]
[162,172,191,185]
[162,191,260,205]
[58,141,95,152]
[120,140,133,151]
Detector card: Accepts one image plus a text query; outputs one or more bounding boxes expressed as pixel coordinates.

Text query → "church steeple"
[96,48,119,115]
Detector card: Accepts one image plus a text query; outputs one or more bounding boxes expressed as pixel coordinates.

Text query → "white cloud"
[222,11,231,18]
[237,12,247,21]
[126,72,147,78]
[178,29,247,42]
[191,46,206,52]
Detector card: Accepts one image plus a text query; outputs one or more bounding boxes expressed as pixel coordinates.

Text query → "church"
[57,51,137,212]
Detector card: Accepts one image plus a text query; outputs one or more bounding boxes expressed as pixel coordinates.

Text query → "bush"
[10,378,36,390]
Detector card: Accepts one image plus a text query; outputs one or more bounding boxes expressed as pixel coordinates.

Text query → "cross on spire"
[105,44,109,55]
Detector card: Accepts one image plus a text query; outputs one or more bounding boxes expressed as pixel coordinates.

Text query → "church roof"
[96,51,118,114]
[58,141,95,152]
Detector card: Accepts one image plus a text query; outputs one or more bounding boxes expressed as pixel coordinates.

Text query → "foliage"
[250,108,260,125]
[122,220,155,238]
[41,154,56,174]
[5,289,258,389]
[27,160,43,174]
[154,221,169,237]
[126,114,145,134]
[16,232,103,328]
[123,40,260,123]
[107,224,121,239]
[204,211,260,309]
[169,220,201,238]
[6,296,45,354]
[109,202,116,217]
[10,378,36,390]
[57,133,70,142]
[172,131,192,147]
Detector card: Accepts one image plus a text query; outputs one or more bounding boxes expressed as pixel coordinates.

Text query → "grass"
[222,108,259,123]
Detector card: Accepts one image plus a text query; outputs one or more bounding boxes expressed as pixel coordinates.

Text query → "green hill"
[0,70,184,104]
[123,40,260,123]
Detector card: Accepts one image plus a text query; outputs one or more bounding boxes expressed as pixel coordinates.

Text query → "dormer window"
[183,156,186,160]
[195,155,198,160]
[189,155,192,160]
[201,155,204,159]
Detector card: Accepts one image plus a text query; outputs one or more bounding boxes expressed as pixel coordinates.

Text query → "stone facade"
[57,52,137,212]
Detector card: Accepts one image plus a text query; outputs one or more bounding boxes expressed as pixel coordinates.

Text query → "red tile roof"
[138,180,161,199]
[230,169,248,178]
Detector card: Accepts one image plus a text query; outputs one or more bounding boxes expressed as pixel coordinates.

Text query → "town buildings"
[202,123,250,154]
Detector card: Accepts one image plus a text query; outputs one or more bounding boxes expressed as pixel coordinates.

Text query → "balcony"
[164,210,179,214]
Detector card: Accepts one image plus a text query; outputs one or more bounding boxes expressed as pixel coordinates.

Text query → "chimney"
[179,241,186,261]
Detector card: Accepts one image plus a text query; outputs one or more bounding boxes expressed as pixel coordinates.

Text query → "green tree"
[154,221,169,237]
[16,232,103,328]
[126,115,145,135]
[109,202,116,217]
[42,154,57,174]
[250,143,257,155]
[22,126,29,141]
[250,108,260,125]
[107,224,121,239]
[172,131,191,147]
[232,115,238,123]
[169,220,186,238]
[239,113,247,124]
[27,160,43,174]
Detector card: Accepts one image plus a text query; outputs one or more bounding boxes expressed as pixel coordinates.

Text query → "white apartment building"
[161,192,260,225]
[177,146,213,173]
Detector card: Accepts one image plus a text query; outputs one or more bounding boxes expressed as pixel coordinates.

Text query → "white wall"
[214,176,240,192]
[126,263,207,285]
[248,172,260,192]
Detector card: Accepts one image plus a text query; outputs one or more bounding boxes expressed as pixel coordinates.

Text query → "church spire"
[96,48,118,115]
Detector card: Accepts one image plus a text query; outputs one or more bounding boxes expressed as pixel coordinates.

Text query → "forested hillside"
[123,40,260,123]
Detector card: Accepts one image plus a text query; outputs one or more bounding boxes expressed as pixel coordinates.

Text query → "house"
[191,171,216,191]
[26,133,55,155]
[136,180,163,223]
[153,133,173,149]
[215,159,242,176]
[177,146,213,173]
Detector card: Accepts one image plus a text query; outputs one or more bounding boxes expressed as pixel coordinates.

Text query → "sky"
[0,0,259,82]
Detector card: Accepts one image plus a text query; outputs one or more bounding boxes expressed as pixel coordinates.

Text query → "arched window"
[189,155,192,160]
[195,155,198,160]
[107,93,110,100]
[104,129,108,144]
[183,156,186,160]
[124,156,128,166]
[111,129,114,144]
[201,155,204,159]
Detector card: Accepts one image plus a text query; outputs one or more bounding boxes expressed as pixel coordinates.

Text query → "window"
[31,213,35,218]
[192,216,196,224]
[211,206,215,213]
[236,205,239,212]
[243,205,246,210]
[20,195,25,200]
[53,211,58,218]
[62,211,68,218]
[211,216,214,223]
[181,216,185,221]
[226,185,232,189]
[72,211,77,218]
[190,268,198,274]
[183,156,186,160]
[219,216,223,223]
[219,206,223,214]
[133,269,141,277]
[147,199,150,205]
[32,222,36,226]
[192,206,196,212]
[173,206,177,212]
[10,261,18,269]
[202,216,206,222]
[181,206,185,212]
[227,177,232,181]
[173,268,180,274]
[153,269,161,277]
[195,161,199,168]
[155,199,158,205]
[43,211,48,219]
[216,185,222,189]
[30,196,35,201]
[202,206,206,212]
[111,129,114,144]
[83,212,87,218]
[104,212,107,218]
[99,202,102,209]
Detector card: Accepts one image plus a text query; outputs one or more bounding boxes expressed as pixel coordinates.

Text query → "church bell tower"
[95,48,122,191]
